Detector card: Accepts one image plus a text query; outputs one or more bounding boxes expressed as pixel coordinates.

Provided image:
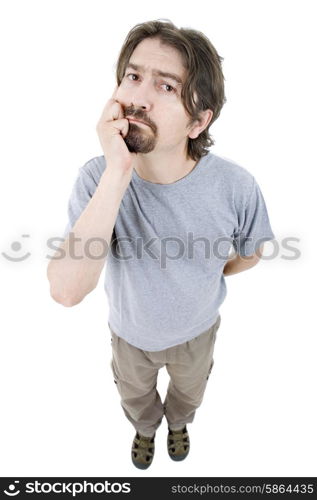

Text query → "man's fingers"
[96,86,124,128]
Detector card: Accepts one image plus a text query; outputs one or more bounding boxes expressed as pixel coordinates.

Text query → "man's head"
[114,19,226,161]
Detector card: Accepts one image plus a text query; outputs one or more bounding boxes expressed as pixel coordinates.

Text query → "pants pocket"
[110,359,119,385]
[206,359,214,380]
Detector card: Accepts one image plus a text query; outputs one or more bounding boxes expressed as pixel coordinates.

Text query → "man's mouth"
[127,117,150,127]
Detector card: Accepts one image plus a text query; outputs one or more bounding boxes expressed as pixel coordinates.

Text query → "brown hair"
[115,19,226,161]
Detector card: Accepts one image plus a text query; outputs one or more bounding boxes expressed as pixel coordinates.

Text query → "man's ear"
[188,109,213,139]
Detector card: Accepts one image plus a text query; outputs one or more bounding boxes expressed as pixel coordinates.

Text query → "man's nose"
[128,80,153,111]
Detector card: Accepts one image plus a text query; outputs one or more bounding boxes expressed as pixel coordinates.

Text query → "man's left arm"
[223,243,264,276]
[225,175,275,276]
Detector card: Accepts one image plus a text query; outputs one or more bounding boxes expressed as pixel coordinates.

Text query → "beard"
[123,121,156,154]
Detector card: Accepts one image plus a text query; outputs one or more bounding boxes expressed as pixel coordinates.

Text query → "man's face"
[115,37,196,155]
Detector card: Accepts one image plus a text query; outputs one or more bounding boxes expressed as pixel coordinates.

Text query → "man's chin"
[124,131,155,154]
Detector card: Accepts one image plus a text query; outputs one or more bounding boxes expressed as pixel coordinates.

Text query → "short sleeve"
[233,177,275,256]
[62,166,98,239]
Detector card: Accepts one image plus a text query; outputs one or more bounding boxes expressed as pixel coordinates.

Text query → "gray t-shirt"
[63,152,275,351]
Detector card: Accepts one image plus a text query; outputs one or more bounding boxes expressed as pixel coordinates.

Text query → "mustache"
[124,105,156,132]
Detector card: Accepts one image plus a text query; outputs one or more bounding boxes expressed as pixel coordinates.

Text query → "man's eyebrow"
[125,62,183,86]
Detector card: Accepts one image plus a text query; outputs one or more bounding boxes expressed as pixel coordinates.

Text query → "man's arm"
[47,168,132,306]
[47,89,136,307]
[223,243,264,276]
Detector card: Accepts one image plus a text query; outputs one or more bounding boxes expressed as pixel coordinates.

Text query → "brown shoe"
[167,425,190,461]
[131,432,155,469]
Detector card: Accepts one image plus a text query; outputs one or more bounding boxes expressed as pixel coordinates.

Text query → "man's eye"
[162,83,175,93]
[125,73,176,93]
[126,73,138,80]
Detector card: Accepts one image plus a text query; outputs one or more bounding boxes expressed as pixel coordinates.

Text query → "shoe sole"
[132,460,152,469]
[168,453,189,461]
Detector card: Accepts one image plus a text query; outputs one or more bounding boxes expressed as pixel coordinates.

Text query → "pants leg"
[110,330,166,437]
[163,314,221,430]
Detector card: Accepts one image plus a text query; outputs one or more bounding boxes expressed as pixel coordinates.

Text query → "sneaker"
[131,431,155,469]
[167,425,190,461]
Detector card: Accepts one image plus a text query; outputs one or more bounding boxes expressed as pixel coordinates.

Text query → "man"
[47,19,275,469]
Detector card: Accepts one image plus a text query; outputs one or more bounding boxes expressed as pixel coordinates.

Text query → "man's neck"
[133,150,197,185]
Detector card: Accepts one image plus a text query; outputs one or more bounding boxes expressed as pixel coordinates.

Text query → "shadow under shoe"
[131,432,155,469]
[167,425,190,461]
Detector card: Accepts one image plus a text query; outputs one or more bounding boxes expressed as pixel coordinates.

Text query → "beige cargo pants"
[109,314,221,437]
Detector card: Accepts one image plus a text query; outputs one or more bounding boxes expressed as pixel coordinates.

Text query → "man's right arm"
[47,167,131,306]
[47,86,137,307]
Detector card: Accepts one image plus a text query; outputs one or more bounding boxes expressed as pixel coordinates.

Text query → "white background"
[1,0,316,478]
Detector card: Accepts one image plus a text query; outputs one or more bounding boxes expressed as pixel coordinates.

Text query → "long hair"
[115,19,227,161]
